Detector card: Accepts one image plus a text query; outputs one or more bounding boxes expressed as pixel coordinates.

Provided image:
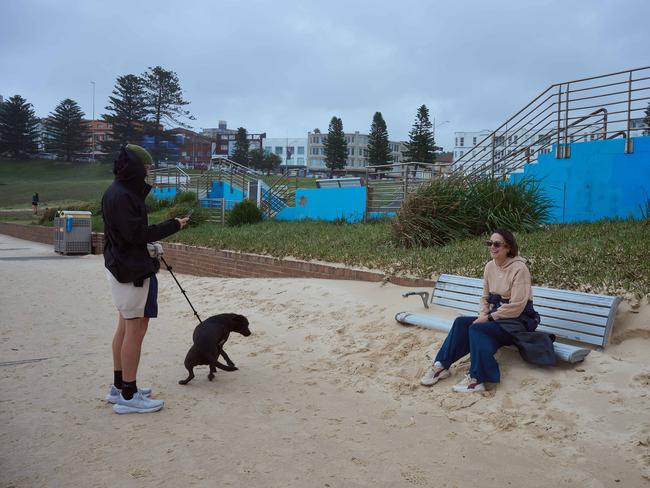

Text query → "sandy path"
[1,234,648,487]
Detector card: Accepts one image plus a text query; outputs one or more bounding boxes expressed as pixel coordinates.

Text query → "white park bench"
[396,274,620,363]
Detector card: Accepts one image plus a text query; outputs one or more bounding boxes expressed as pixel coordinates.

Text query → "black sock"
[121,380,137,400]
[114,370,123,389]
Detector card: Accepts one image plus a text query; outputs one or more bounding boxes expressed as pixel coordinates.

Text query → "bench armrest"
[401,291,430,309]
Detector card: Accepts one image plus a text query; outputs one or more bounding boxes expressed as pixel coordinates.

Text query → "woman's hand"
[473,314,490,324]
[175,217,189,229]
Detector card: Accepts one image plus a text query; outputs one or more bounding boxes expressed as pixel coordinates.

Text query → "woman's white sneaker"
[420,361,450,386]
[452,375,485,393]
[112,391,164,414]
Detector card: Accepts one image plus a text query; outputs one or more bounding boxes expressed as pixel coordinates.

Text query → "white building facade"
[263,137,308,166]
[452,130,492,162]
[452,127,557,174]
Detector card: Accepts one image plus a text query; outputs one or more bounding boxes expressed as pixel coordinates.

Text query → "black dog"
[179,313,251,385]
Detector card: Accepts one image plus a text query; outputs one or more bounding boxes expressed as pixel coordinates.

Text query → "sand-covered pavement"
[1,234,649,487]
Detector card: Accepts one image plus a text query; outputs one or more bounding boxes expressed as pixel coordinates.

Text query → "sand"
[1,234,649,488]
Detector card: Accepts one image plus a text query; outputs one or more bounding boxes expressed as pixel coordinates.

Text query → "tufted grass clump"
[392,175,552,248]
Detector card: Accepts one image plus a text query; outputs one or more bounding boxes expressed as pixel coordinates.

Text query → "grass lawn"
[0,159,113,208]
[166,219,650,297]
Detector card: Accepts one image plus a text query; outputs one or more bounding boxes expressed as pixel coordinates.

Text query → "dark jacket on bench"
[488,294,556,366]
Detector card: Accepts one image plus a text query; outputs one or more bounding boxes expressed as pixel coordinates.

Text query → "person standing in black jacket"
[102,144,188,414]
[31,192,39,215]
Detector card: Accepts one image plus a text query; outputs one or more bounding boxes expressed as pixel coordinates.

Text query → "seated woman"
[420,228,554,393]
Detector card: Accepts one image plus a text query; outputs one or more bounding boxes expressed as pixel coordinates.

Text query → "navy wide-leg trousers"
[434,316,514,384]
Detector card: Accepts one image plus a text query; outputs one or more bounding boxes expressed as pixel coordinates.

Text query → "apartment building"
[306,130,403,170]
[263,138,308,166]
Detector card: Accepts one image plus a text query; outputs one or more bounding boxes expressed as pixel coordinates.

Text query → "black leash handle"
[159,256,202,324]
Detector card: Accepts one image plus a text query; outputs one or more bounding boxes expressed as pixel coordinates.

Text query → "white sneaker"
[452,375,486,393]
[420,361,450,386]
[112,391,164,414]
[104,384,152,404]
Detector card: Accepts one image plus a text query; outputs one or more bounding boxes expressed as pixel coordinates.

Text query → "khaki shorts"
[106,269,158,319]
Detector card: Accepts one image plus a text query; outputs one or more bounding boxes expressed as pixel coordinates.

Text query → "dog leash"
[159,256,202,324]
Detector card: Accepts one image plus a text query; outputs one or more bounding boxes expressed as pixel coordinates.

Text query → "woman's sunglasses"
[485,240,505,249]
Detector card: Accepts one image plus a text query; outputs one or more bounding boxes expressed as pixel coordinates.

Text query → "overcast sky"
[1,0,648,151]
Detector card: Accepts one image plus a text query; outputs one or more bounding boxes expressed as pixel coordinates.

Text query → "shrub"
[174,191,198,205]
[145,194,162,212]
[158,198,172,208]
[39,207,60,224]
[227,200,263,227]
[75,201,101,215]
[392,175,552,248]
[166,204,210,227]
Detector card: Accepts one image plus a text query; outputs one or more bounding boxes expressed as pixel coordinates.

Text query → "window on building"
[455,137,458,146]
[220,145,228,151]
[275,146,283,155]
[473,137,477,145]
[459,137,464,147]
[264,146,271,153]
[297,146,304,155]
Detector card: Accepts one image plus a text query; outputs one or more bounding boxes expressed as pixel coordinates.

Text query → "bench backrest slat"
[432,274,619,348]
[537,325,604,346]
[437,282,612,317]
[434,288,610,328]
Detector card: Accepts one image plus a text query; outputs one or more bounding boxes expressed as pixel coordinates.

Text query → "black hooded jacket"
[102,153,180,284]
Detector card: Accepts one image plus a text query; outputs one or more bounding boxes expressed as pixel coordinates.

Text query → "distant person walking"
[31,192,39,215]
[102,144,188,414]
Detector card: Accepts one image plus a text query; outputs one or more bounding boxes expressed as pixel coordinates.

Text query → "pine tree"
[261,152,282,175]
[367,112,392,166]
[643,102,650,137]
[323,116,348,177]
[45,99,89,161]
[248,148,264,171]
[231,127,250,165]
[102,74,149,153]
[141,66,194,165]
[403,104,436,164]
[0,95,39,158]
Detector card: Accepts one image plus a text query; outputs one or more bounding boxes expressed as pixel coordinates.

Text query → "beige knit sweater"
[479,256,534,320]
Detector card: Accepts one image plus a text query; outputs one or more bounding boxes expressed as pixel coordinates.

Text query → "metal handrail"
[452,66,650,178]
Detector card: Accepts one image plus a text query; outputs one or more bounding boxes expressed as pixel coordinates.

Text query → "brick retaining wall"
[0,222,435,287]
[0,222,54,245]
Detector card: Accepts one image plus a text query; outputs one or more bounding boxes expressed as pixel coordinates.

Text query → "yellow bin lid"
[58,210,93,219]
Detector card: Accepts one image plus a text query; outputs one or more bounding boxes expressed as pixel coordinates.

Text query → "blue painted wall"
[151,186,177,200]
[511,136,650,223]
[277,187,367,222]
[207,180,246,201]
[202,181,247,209]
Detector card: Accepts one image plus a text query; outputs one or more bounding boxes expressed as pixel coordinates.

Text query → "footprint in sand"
[632,372,650,387]
[532,380,560,404]
[400,465,428,485]
[439,393,482,411]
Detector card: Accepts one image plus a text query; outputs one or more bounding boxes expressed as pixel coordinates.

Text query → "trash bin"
[53,210,92,255]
